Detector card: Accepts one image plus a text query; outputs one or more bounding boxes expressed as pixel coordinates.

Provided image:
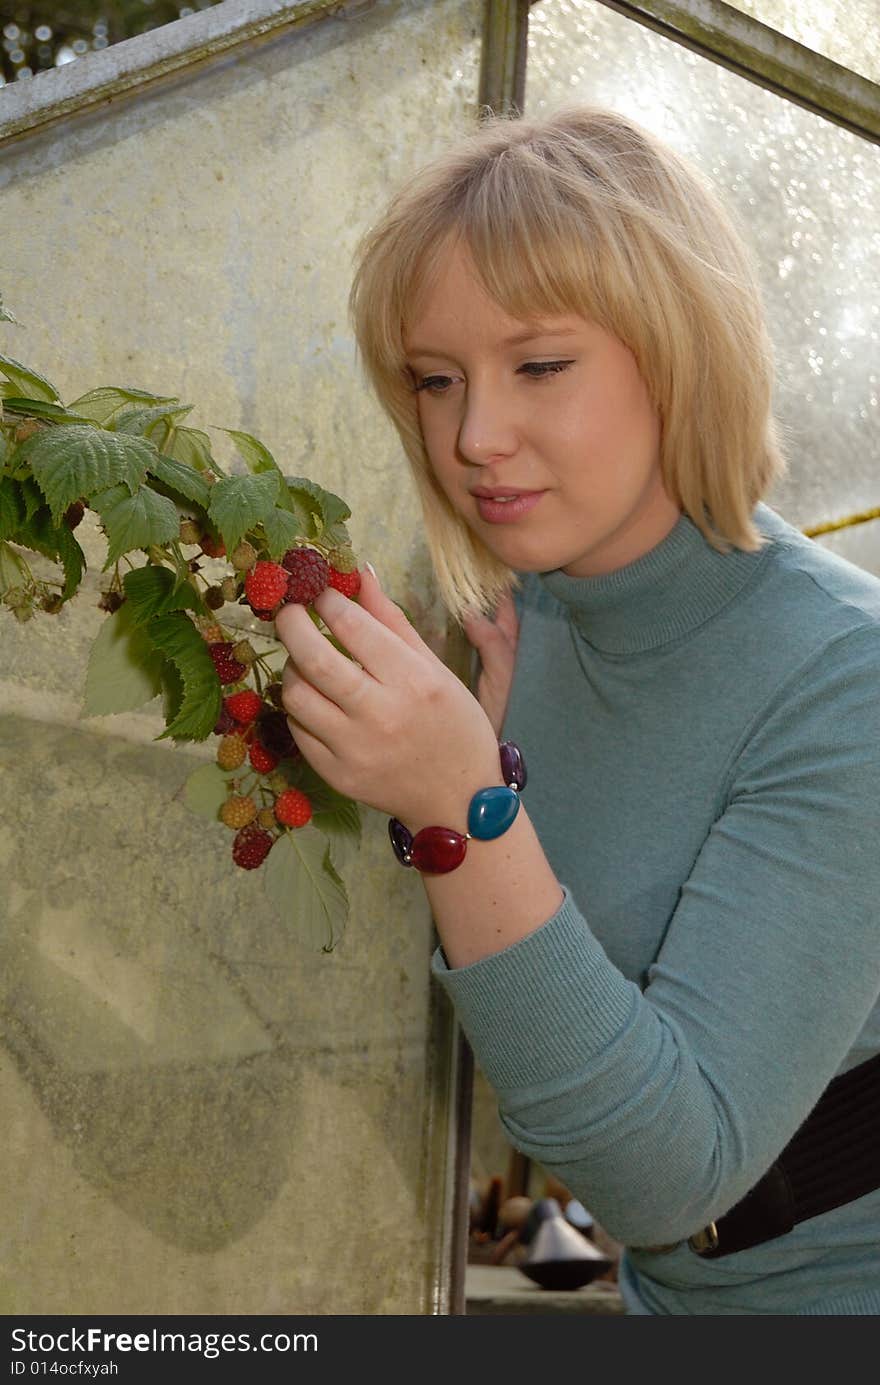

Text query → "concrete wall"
[0,0,484,1314]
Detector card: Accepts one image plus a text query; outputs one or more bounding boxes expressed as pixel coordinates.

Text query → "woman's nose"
[457,382,519,465]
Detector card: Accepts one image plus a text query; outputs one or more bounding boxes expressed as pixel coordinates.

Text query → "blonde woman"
[275,106,880,1315]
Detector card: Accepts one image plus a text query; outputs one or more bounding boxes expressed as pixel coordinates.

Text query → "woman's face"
[403,240,680,578]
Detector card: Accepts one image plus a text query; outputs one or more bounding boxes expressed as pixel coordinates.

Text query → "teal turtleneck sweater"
[432,502,880,1315]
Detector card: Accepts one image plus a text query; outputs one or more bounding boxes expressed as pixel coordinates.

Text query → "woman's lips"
[475,491,547,523]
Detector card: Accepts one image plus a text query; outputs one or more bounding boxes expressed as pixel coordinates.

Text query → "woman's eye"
[414,375,455,394]
[519,360,574,379]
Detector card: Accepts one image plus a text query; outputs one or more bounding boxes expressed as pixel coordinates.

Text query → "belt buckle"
[688,1221,719,1255]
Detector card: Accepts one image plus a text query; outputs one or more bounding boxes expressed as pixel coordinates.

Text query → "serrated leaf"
[143,611,222,742]
[67,386,179,427]
[12,505,87,601]
[261,505,303,560]
[19,475,46,521]
[164,424,216,472]
[207,470,280,556]
[218,428,280,476]
[0,539,29,595]
[0,477,25,539]
[114,403,194,439]
[82,600,167,716]
[19,423,153,523]
[1,397,95,425]
[323,519,352,551]
[160,657,185,729]
[180,762,233,819]
[90,481,180,569]
[0,354,60,404]
[122,563,203,626]
[262,825,350,952]
[145,452,211,511]
[54,522,87,601]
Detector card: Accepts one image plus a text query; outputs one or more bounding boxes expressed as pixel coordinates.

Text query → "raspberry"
[249,741,279,774]
[328,567,362,599]
[213,706,236,736]
[98,590,125,614]
[224,690,263,725]
[274,788,313,828]
[250,610,275,622]
[217,733,248,770]
[281,547,330,605]
[232,825,274,870]
[231,541,258,572]
[232,639,257,666]
[256,708,299,761]
[179,518,202,545]
[220,795,258,829]
[257,807,277,830]
[208,642,247,685]
[221,576,240,603]
[265,681,285,709]
[205,585,225,610]
[200,533,226,558]
[327,546,359,574]
[245,561,289,615]
[199,622,224,643]
[64,501,85,531]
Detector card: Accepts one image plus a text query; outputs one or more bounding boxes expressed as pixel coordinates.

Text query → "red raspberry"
[200,533,226,558]
[256,708,299,761]
[281,547,330,605]
[208,642,247,685]
[328,567,362,599]
[224,690,263,725]
[231,824,274,870]
[249,741,279,774]
[244,561,289,615]
[274,788,313,828]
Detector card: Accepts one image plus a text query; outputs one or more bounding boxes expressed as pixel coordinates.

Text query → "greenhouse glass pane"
[726,0,880,85]
[526,0,880,571]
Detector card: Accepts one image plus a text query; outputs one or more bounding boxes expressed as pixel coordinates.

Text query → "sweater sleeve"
[431,623,880,1247]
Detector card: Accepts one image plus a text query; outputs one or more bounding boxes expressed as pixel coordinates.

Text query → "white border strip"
[0,0,376,146]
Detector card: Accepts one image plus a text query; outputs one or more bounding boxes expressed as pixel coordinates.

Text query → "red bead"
[409,826,468,874]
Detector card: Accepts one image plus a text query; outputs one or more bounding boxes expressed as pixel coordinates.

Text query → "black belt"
[640,1049,880,1259]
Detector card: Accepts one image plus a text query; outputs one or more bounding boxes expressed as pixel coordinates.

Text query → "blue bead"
[467,785,520,840]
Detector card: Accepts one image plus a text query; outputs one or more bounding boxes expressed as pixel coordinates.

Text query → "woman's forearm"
[417,803,565,969]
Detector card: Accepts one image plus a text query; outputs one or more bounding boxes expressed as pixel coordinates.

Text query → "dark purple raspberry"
[281,547,330,605]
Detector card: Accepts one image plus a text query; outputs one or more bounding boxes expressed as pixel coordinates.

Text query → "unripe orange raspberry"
[220,795,258,829]
[179,518,202,544]
[257,807,277,830]
[231,639,257,666]
[231,540,258,572]
[328,546,359,574]
[217,733,248,770]
[200,622,224,643]
[221,576,240,603]
[274,788,313,828]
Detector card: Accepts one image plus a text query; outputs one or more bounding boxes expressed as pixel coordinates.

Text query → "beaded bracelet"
[388,741,527,875]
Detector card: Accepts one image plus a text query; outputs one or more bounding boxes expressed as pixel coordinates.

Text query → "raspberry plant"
[0,290,364,952]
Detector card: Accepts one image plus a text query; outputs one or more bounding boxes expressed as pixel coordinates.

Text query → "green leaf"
[323,519,352,551]
[19,475,46,522]
[262,825,350,952]
[0,354,60,404]
[90,481,180,569]
[282,475,352,541]
[114,403,194,439]
[82,600,167,716]
[66,386,179,427]
[207,470,280,555]
[122,563,204,626]
[145,452,211,511]
[180,762,232,819]
[0,292,20,326]
[143,611,222,742]
[160,657,185,730]
[19,423,153,523]
[218,428,281,476]
[1,397,95,425]
[54,522,87,601]
[164,425,216,472]
[12,505,86,600]
[0,477,25,539]
[0,539,29,595]
[260,505,303,560]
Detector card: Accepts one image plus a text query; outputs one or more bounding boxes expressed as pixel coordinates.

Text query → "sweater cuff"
[430,883,640,1091]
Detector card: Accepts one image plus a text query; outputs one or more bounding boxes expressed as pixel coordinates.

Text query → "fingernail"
[364,561,379,584]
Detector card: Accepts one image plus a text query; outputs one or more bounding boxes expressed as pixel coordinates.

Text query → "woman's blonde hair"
[348,105,787,625]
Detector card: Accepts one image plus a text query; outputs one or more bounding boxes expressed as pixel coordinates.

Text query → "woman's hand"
[461,591,520,739]
[273,567,505,833]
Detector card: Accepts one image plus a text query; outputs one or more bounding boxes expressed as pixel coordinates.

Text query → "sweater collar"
[535,502,785,655]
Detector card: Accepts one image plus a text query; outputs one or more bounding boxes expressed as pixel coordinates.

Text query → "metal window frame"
[478,0,880,142]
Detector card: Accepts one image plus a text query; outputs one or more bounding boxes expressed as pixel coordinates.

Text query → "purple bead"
[388,817,414,867]
[499,740,527,792]
[410,827,468,874]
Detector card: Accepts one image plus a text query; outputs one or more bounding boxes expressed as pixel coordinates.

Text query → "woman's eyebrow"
[405,326,581,358]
